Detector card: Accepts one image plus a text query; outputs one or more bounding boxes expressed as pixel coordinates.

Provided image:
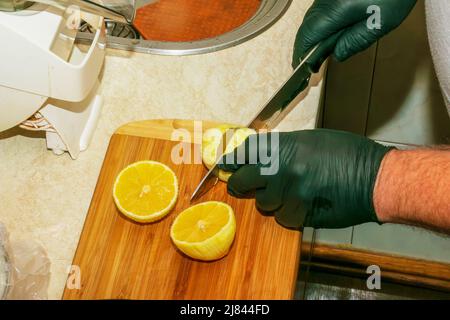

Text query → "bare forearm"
[374,148,450,233]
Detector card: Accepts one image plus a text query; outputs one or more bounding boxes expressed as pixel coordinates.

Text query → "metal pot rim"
[76,0,292,56]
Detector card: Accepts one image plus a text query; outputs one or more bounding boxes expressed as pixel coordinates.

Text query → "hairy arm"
[374,148,450,233]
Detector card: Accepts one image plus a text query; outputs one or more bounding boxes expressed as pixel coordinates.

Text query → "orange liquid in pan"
[133,0,262,42]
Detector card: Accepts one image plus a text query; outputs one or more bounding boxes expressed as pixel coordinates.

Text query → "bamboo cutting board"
[63,119,302,300]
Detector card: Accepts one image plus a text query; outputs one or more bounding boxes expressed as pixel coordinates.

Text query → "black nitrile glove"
[292,0,417,69]
[218,129,393,229]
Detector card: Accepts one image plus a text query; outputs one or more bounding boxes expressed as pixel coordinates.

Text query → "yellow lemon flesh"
[113,161,178,223]
[170,201,236,261]
[202,125,256,182]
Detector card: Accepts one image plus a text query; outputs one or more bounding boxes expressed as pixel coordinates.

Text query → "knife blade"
[190,44,321,202]
[247,43,320,131]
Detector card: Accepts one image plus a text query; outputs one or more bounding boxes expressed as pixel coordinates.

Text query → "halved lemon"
[113,161,178,223]
[170,201,236,261]
[202,125,256,182]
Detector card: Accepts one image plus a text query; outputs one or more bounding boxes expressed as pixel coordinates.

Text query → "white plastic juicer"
[0,0,134,159]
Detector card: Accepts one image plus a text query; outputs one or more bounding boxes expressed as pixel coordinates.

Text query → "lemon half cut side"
[113,160,179,223]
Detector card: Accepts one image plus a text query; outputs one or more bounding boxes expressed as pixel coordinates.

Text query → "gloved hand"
[218,129,393,229]
[292,0,417,69]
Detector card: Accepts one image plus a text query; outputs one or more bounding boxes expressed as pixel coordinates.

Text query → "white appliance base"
[42,85,103,159]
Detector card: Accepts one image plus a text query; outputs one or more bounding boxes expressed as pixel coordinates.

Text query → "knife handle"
[302,29,346,73]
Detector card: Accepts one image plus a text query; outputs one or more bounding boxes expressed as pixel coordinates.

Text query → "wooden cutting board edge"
[115,119,227,140]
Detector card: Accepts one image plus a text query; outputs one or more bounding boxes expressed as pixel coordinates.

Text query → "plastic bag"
[0,223,50,300]
[0,223,11,299]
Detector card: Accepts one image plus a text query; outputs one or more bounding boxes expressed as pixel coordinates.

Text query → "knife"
[190,32,344,202]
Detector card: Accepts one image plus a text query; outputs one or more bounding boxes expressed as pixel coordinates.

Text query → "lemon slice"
[202,125,256,182]
[170,201,236,261]
[113,161,178,223]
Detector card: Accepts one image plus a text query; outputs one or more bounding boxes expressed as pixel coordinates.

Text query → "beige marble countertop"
[0,0,324,299]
